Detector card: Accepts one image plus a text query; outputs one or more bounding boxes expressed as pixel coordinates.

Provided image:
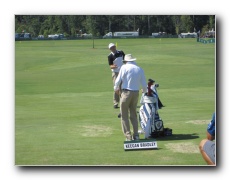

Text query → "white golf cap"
[124,54,136,61]
[108,43,115,49]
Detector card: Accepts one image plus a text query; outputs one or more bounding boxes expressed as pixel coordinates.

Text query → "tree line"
[15,15,215,38]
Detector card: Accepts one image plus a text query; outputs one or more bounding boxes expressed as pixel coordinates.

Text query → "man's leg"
[120,90,132,140]
[112,72,119,108]
[129,91,139,139]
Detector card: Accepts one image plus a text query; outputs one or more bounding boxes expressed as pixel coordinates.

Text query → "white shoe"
[138,130,144,134]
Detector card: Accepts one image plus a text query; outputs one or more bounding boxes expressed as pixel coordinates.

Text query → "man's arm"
[114,67,124,93]
[110,64,118,69]
[108,54,118,69]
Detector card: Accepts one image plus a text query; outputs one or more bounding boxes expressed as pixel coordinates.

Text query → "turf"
[15,38,215,165]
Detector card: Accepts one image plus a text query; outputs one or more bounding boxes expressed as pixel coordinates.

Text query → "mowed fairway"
[15,38,215,165]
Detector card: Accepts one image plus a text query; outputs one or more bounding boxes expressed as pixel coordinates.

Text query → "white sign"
[124,141,157,150]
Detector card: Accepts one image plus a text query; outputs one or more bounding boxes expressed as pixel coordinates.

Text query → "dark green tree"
[180,15,194,32]
[14,15,215,38]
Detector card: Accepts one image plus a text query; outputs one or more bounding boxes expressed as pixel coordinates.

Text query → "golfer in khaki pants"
[114,54,147,141]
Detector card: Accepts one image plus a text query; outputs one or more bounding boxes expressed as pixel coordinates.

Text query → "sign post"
[93,36,94,48]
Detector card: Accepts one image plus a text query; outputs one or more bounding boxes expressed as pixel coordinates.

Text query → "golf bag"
[139,95,164,138]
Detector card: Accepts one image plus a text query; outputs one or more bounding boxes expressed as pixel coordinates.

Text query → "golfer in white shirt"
[114,54,147,141]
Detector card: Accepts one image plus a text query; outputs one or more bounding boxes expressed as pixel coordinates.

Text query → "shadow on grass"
[148,133,199,141]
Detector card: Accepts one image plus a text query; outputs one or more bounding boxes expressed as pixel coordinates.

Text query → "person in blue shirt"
[199,113,215,165]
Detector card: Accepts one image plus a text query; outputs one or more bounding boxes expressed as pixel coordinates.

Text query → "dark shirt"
[108,50,125,65]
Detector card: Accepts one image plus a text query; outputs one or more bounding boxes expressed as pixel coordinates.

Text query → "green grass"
[15,38,215,165]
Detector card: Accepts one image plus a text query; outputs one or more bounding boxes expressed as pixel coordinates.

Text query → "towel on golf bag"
[139,103,164,138]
